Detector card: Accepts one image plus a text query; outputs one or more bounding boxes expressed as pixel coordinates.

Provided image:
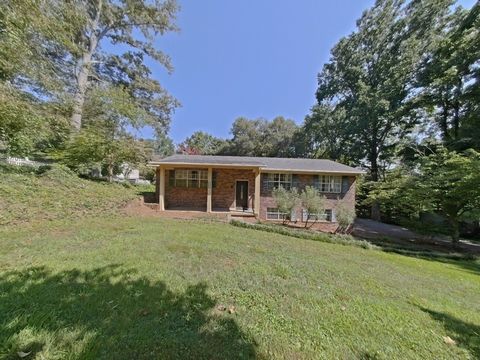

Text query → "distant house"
[116,163,151,184]
[148,155,363,232]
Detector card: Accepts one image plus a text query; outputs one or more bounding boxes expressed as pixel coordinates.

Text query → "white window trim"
[266,173,292,190]
[174,169,208,188]
[302,209,333,222]
[318,175,341,193]
[266,207,287,220]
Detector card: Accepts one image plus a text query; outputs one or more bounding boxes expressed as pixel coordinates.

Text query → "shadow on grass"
[418,306,480,359]
[0,265,258,359]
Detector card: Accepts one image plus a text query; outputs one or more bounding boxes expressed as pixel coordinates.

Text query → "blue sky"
[137,0,476,143]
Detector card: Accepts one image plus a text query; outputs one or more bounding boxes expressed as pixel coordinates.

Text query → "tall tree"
[410,147,479,243]
[0,0,72,157]
[177,131,226,155]
[297,105,357,164]
[416,2,480,150]
[63,85,151,180]
[311,0,453,219]
[224,116,298,157]
[66,0,180,132]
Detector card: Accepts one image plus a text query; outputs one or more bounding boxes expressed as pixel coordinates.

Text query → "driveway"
[353,218,480,254]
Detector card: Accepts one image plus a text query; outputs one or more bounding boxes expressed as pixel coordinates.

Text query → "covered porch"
[154,165,262,216]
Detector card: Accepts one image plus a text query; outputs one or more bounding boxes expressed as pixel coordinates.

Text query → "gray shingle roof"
[149,155,364,174]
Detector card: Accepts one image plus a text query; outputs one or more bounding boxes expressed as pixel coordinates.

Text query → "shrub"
[230,220,374,250]
[299,186,326,228]
[272,186,299,223]
[335,200,356,233]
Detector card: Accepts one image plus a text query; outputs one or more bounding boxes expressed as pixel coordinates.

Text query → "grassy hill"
[0,163,140,225]
[0,163,479,359]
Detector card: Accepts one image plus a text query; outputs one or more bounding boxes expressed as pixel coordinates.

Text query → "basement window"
[302,209,333,222]
[266,207,287,220]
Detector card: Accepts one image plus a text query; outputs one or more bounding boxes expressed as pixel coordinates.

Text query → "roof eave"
[147,161,265,168]
[261,168,365,175]
[147,161,365,174]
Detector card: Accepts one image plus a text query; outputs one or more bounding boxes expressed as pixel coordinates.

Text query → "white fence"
[6,157,46,167]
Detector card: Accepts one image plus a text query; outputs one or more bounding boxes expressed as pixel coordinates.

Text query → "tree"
[62,127,146,181]
[62,85,151,180]
[272,187,299,224]
[152,133,175,158]
[310,0,453,219]
[177,131,226,155]
[263,117,299,157]
[413,147,480,243]
[365,167,420,223]
[224,116,299,157]
[335,200,356,234]
[297,105,357,163]
[0,0,73,157]
[300,186,326,228]
[415,3,480,151]
[0,84,69,158]
[61,0,180,131]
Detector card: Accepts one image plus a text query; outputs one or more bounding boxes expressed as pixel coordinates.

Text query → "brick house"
[149,155,363,231]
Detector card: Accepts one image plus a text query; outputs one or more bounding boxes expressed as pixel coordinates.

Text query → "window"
[318,175,341,193]
[266,173,292,190]
[174,169,208,188]
[266,207,287,220]
[302,209,333,222]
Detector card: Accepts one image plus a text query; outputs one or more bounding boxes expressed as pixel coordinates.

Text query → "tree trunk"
[440,98,450,143]
[449,218,460,245]
[107,163,114,183]
[71,52,93,131]
[370,150,381,221]
[452,78,462,142]
[70,0,102,131]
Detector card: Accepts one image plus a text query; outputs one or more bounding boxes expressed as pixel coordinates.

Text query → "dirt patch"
[123,198,159,217]
[123,198,229,222]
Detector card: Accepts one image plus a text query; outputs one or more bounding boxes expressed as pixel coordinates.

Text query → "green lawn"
[1,215,479,359]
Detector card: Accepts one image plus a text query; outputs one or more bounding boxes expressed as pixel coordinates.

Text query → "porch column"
[207,167,212,213]
[254,169,260,216]
[155,167,160,203]
[159,166,165,211]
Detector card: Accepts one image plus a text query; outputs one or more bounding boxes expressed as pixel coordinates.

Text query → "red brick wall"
[164,169,207,210]
[162,167,357,231]
[164,168,256,211]
[212,169,256,210]
[259,174,357,232]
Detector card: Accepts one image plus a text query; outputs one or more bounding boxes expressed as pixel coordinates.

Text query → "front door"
[235,181,248,210]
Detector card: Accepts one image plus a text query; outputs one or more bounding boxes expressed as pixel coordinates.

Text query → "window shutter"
[168,170,175,187]
[313,175,320,190]
[212,171,217,188]
[302,209,308,222]
[292,174,299,189]
[341,176,350,193]
[331,209,337,223]
[290,208,297,222]
[261,174,269,193]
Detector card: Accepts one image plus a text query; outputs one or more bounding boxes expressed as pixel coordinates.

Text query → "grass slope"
[0,216,479,359]
[0,164,139,225]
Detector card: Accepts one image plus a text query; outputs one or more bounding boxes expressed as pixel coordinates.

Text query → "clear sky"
[138,0,476,143]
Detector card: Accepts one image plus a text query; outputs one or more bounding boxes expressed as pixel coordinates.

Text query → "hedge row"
[230,219,375,250]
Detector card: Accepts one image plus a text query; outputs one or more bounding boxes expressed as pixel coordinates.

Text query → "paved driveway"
[353,218,480,254]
